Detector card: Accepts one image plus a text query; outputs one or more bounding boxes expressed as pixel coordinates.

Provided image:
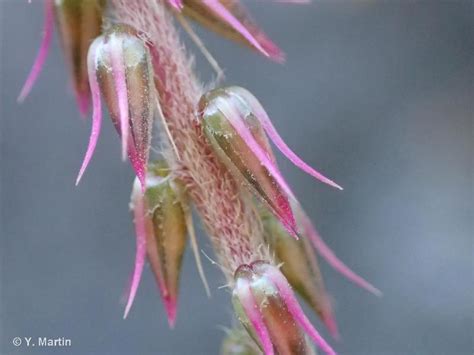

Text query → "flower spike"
[261,207,339,338]
[76,25,155,188]
[232,261,336,355]
[18,0,54,103]
[199,88,297,237]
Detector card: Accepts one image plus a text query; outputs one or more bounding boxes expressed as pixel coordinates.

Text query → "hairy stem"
[111,0,268,277]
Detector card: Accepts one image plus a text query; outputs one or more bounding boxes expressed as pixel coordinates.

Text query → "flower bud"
[124,161,209,326]
[199,86,342,236]
[55,0,105,115]
[76,24,155,189]
[178,0,284,62]
[142,163,187,327]
[261,207,338,338]
[232,261,336,355]
[198,87,297,236]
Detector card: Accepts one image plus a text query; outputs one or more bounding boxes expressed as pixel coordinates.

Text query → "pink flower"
[126,161,209,326]
[76,25,155,189]
[232,261,336,355]
[198,86,342,237]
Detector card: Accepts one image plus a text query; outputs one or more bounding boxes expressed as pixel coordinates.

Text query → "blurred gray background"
[1,1,472,354]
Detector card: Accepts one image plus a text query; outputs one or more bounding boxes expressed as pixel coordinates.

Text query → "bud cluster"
[17,1,380,354]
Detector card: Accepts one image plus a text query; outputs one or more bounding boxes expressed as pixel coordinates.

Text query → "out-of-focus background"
[1,1,472,354]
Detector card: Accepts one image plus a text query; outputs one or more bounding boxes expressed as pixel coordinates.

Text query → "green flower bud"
[232,261,335,355]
